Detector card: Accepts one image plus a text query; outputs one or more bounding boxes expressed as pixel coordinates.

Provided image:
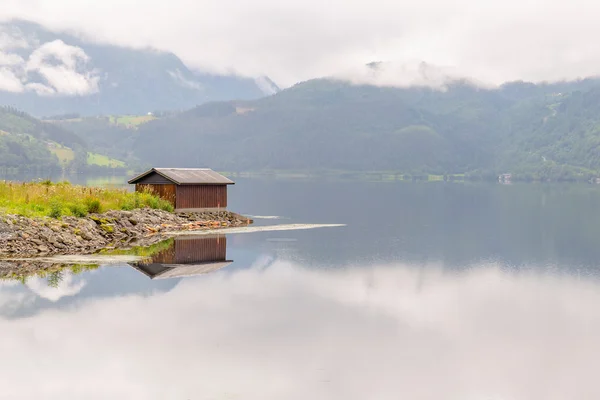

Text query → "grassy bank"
[0,263,99,286]
[99,238,174,258]
[0,180,173,218]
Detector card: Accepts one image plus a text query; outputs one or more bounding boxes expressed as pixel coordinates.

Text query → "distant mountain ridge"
[0,20,278,116]
[121,76,600,181]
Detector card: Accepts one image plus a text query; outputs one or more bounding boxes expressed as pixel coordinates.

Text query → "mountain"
[0,20,278,116]
[121,76,600,181]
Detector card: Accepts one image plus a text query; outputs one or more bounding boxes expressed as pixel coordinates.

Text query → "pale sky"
[2,0,600,87]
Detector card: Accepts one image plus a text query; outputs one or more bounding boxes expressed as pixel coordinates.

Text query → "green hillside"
[9,77,600,181]
[87,152,127,168]
[0,107,128,173]
[52,116,140,164]
[126,77,600,181]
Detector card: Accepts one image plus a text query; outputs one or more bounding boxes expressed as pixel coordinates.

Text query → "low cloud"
[2,0,600,87]
[0,25,99,96]
[333,61,492,90]
[167,68,203,90]
[0,30,30,51]
[25,40,99,96]
[0,66,24,92]
[0,51,24,67]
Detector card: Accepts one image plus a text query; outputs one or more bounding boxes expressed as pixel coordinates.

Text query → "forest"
[8,76,600,181]
[125,77,600,181]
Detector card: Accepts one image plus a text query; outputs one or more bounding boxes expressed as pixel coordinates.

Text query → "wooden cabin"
[130,235,233,280]
[128,168,234,211]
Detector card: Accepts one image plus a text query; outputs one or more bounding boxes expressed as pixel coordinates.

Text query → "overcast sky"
[2,0,600,87]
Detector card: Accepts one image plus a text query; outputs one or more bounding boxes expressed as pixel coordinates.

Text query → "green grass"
[98,238,174,258]
[48,143,75,166]
[109,115,156,128]
[0,263,99,285]
[0,180,174,218]
[87,152,126,168]
[47,143,124,169]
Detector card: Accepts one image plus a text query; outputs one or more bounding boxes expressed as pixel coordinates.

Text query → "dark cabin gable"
[133,171,175,185]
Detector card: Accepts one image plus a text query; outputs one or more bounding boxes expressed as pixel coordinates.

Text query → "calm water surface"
[1,178,600,399]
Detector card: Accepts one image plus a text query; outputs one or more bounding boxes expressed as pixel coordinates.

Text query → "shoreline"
[0,208,253,258]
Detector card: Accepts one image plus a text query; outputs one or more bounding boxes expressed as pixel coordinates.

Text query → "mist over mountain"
[123,76,600,180]
[4,18,600,182]
[0,20,278,116]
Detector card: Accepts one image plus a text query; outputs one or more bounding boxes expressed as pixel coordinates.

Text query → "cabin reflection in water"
[129,235,232,279]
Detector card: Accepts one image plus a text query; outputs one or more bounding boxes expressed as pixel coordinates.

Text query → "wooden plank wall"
[136,184,177,207]
[148,237,227,264]
[174,236,227,263]
[176,185,227,209]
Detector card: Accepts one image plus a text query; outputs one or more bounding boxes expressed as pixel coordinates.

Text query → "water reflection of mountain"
[129,235,233,279]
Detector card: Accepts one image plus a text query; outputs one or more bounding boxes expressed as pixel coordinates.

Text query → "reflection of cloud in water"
[26,271,87,302]
[0,281,37,316]
[0,289,33,316]
[0,262,598,399]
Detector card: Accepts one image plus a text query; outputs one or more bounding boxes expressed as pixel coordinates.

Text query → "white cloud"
[254,76,279,95]
[2,0,600,87]
[0,51,24,66]
[0,30,30,51]
[25,40,99,96]
[0,261,598,398]
[167,68,203,90]
[0,67,23,92]
[333,61,491,90]
[0,24,102,96]
[0,35,100,96]
[24,81,54,95]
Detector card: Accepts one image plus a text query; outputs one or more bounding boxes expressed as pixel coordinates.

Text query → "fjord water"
[1,178,600,399]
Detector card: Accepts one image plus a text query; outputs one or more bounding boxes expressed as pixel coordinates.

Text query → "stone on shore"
[0,209,253,258]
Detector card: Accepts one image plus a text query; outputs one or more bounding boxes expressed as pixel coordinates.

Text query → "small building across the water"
[128,168,234,211]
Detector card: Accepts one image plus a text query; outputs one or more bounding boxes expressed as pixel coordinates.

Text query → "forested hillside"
[18,75,600,181]
[0,107,128,174]
[123,77,600,180]
[52,116,142,164]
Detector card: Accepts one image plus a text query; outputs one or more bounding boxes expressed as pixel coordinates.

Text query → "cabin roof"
[130,261,234,279]
[128,168,234,185]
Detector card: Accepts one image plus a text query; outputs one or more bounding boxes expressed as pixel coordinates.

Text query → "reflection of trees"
[0,263,99,288]
[46,270,64,288]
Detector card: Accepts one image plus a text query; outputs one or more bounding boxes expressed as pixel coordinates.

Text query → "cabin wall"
[175,236,227,263]
[135,184,177,207]
[149,236,226,264]
[176,185,227,210]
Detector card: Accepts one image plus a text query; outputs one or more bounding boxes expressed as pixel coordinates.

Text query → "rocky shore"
[0,209,252,258]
